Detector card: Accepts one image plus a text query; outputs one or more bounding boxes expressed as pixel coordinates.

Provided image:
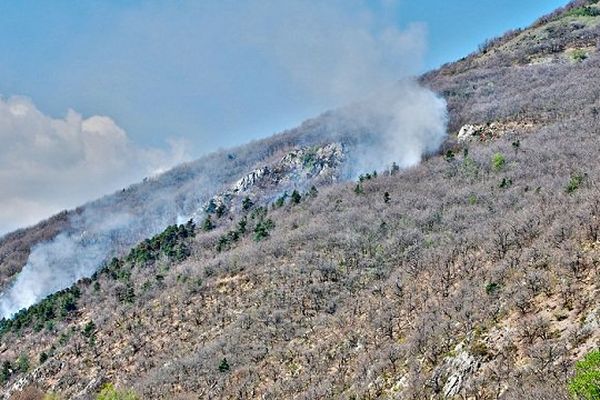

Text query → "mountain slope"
[0,82,445,317]
[3,1,600,399]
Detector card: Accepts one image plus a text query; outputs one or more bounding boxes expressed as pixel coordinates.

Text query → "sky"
[0,0,569,234]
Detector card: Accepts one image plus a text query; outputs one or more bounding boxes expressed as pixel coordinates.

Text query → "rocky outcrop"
[457,124,478,143]
[431,343,481,398]
[457,120,538,143]
[202,143,344,215]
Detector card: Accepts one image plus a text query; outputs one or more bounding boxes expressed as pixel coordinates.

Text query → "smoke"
[0,233,111,316]
[0,1,448,318]
[0,96,189,235]
[0,175,210,318]
[337,81,447,175]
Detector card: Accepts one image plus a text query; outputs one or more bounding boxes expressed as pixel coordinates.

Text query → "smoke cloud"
[327,81,447,176]
[0,96,188,235]
[0,1,447,318]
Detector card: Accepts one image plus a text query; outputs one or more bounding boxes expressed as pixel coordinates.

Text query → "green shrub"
[499,178,513,189]
[485,282,500,295]
[254,218,275,241]
[202,215,214,231]
[468,194,478,205]
[565,6,600,18]
[82,321,96,338]
[302,149,317,168]
[568,349,600,400]
[491,152,506,172]
[274,192,288,208]
[17,353,29,373]
[566,173,586,194]
[237,217,247,235]
[0,360,11,383]
[460,156,479,179]
[215,204,227,218]
[219,358,230,372]
[217,231,238,252]
[242,196,254,210]
[96,383,139,400]
[572,49,588,62]
[290,190,302,204]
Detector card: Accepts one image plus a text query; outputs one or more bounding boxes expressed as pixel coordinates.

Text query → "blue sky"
[0,0,567,153]
[0,0,570,233]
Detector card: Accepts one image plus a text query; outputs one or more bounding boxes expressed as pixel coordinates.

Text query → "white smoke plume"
[0,1,448,318]
[333,81,447,175]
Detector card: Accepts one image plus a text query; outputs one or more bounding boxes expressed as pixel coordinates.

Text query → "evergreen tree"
[215,204,227,218]
[242,197,254,211]
[384,192,391,204]
[291,190,301,204]
[202,215,215,231]
[274,192,288,208]
[219,357,230,372]
[0,360,11,383]
[237,217,247,235]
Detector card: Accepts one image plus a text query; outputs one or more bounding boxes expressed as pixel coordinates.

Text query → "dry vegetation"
[3,1,600,399]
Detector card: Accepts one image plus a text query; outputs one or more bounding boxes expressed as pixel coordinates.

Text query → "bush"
[274,192,288,208]
[17,353,29,373]
[565,6,600,18]
[568,349,600,399]
[491,152,506,172]
[1,360,11,383]
[485,282,500,295]
[254,218,275,241]
[242,196,254,210]
[566,173,586,194]
[290,190,302,204]
[82,321,96,338]
[218,358,230,372]
[96,383,139,400]
[572,49,589,62]
[202,215,214,231]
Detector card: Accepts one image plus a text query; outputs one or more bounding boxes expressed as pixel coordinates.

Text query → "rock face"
[431,343,480,399]
[457,124,478,143]
[457,120,538,143]
[202,143,344,216]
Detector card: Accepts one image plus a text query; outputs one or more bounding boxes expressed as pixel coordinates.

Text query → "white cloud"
[0,96,189,234]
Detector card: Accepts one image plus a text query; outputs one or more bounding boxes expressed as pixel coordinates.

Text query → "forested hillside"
[2,1,600,399]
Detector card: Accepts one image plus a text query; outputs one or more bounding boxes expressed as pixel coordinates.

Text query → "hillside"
[2,0,600,399]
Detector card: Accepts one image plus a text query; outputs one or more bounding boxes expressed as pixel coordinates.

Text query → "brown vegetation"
[3,1,600,399]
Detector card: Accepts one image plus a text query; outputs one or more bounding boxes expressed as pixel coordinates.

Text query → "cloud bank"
[0,96,188,234]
